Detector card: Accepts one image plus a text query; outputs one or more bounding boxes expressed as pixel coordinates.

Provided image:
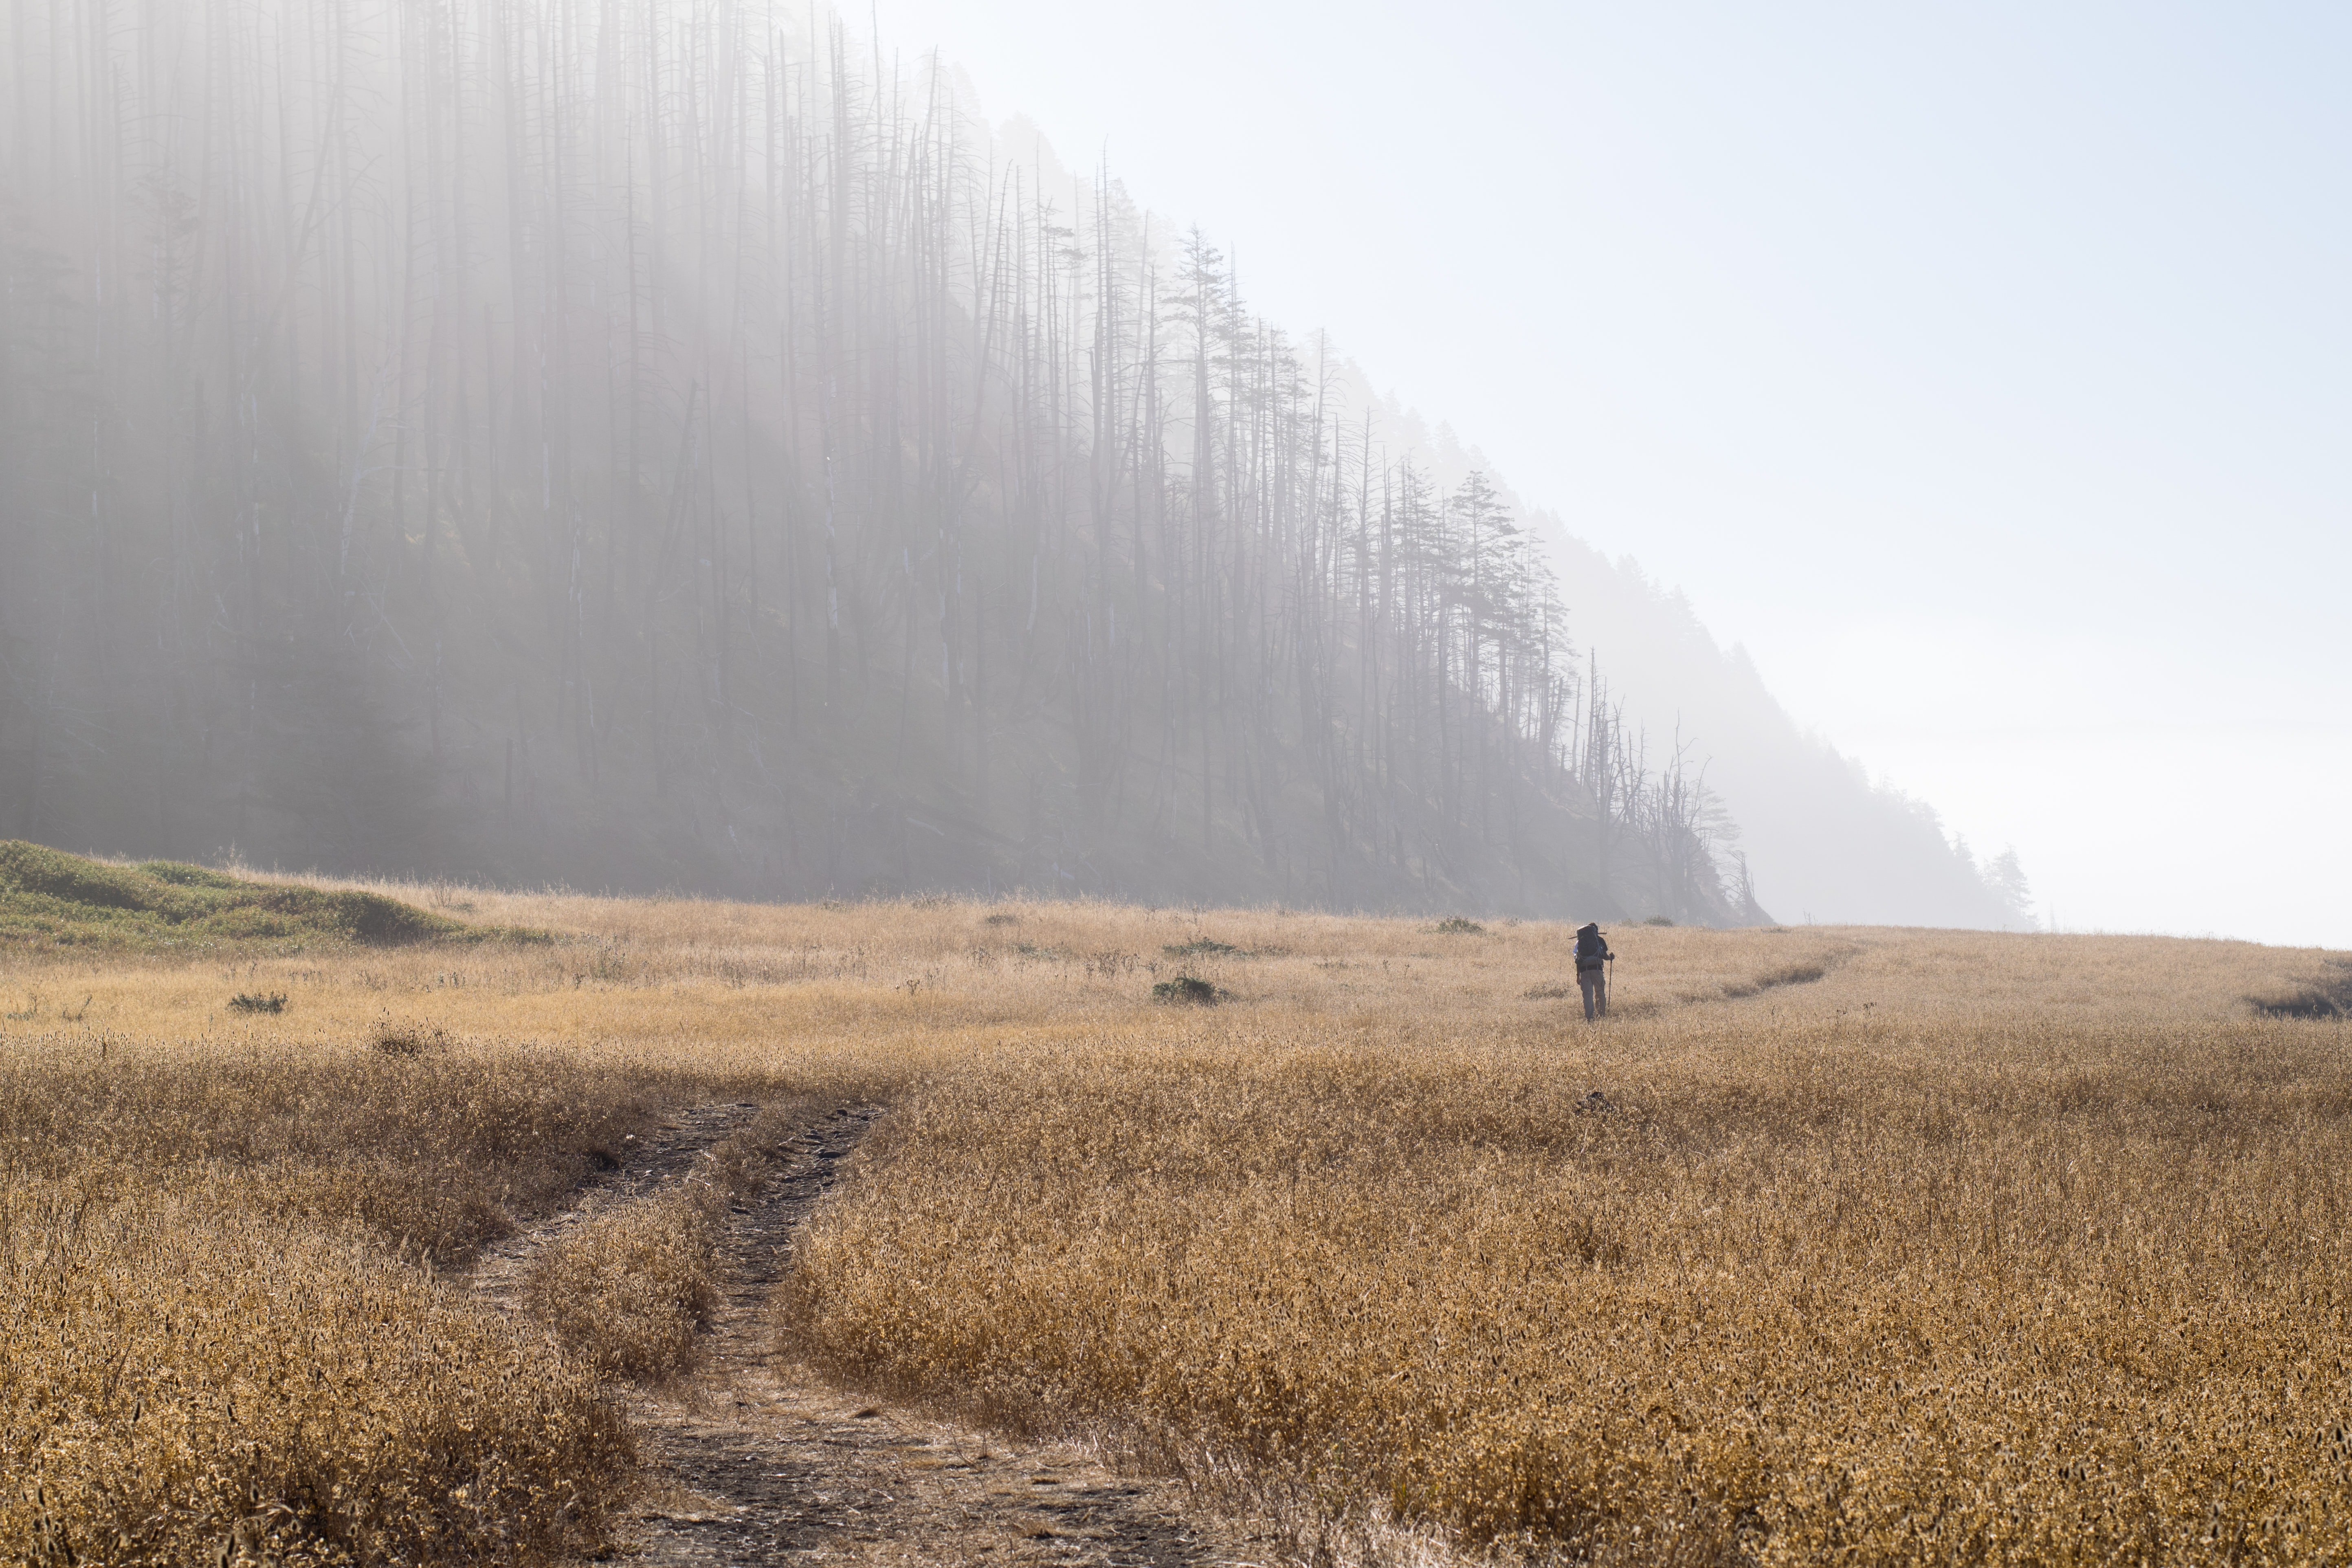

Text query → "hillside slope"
[1539,533,2023,928]
[0,4,2006,927]
[1313,398,2021,928]
[0,842,533,952]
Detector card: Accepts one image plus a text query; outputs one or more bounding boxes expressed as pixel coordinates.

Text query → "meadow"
[2,842,2347,1565]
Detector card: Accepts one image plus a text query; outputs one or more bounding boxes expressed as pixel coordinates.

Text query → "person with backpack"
[1574,922,1613,1021]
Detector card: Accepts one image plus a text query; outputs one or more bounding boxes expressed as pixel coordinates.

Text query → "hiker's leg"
[1598,974,1608,1018]
[1580,973,1597,1021]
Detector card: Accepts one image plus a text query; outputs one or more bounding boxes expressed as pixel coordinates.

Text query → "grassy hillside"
[0,841,537,951]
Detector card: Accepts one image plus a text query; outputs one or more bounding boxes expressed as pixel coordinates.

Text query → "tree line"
[0,0,1759,921]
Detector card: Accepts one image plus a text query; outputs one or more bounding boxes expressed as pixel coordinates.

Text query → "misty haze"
[4,4,2345,1566]
[0,0,2030,928]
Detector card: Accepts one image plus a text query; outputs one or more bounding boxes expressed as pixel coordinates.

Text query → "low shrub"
[371,1017,449,1056]
[2251,965,2352,1018]
[2252,989,2343,1019]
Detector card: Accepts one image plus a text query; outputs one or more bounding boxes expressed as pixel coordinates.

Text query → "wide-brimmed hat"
[1576,921,1601,937]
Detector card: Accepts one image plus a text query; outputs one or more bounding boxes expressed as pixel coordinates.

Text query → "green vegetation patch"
[0,841,535,952]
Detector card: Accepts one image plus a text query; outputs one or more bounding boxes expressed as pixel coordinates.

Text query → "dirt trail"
[470,1101,765,1315]
[474,1105,1238,1567]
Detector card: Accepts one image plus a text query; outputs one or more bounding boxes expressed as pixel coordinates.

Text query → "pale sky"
[868,0,2351,948]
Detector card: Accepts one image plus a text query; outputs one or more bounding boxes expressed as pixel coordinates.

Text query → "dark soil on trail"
[475,1104,1234,1567]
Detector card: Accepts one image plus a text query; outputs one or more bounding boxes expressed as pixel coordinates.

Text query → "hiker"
[1574,922,1612,1021]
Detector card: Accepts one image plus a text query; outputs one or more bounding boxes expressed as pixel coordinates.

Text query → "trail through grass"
[3,868,2347,1564]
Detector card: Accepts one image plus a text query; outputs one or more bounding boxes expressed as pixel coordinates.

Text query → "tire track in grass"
[470,1100,765,1317]
[477,1103,1235,1566]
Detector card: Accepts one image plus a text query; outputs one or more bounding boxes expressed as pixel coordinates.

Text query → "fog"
[857,0,2352,948]
[0,1,2025,926]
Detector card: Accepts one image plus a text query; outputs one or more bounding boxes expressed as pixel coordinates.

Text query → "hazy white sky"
[869,0,2350,948]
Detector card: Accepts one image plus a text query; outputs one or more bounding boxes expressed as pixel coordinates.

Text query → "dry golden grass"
[774,917,2352,1565]
[3,1180,632,1565]
[4,870,2347,1565]
[0,1026,671,1563]
[526,1192,722,1382]
[0,884,898,1565]
[523,1105,815,1382]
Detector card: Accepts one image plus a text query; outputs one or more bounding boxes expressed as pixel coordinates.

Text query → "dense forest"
[0,0,2004,924]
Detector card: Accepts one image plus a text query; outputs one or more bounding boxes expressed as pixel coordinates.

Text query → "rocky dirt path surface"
[473,1104,1242,1567]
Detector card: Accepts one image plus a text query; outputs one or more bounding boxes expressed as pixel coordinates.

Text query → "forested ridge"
[0,0,1770,919]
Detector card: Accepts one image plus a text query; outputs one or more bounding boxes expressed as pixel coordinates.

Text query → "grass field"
[3,844,2348,1565]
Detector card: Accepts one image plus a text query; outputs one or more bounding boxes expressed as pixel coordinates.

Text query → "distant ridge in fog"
[0,3,2017,926]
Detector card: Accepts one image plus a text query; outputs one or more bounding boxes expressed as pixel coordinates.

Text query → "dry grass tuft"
[2249,959,2352,1019]
[524,1105,815,1383]
[369,1014,449,1056]
[527,1194,723,1383]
